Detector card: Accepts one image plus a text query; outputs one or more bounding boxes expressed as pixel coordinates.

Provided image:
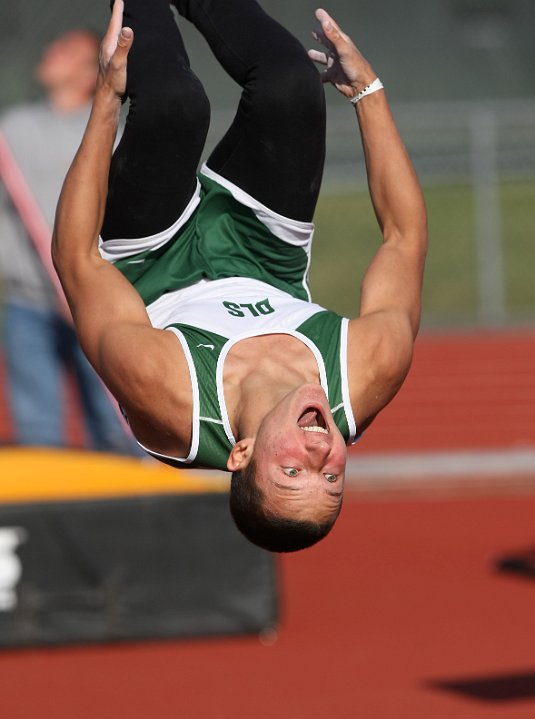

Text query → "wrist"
[349,63,377,95]
[349,78,384,105]
[92,87,122,121]
[95,74,125,105]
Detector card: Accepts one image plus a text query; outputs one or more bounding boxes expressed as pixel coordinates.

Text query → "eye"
[324,473,337,483]
[283,468,299,477]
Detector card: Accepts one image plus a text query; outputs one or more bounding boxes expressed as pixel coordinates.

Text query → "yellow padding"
[0,448,229,504]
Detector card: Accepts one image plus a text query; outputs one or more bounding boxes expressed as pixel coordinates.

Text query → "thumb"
[116,26,134,54]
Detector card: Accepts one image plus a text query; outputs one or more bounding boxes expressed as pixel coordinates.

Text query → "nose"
[304,434,331,466]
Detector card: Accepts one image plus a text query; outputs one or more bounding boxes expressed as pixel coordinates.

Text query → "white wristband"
[349,78,384,105]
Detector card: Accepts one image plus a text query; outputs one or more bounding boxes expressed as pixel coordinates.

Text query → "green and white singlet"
[100,166,357,470]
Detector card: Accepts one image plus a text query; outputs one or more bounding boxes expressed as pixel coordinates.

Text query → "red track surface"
[354,329,535,453]
[2,329,535,452]
[1,330,535,717]
[2,494,535,718]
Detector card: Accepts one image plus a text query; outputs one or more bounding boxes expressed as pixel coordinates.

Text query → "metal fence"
[201,98,535,191]
[206,99,535,327]
[1,0,534,328]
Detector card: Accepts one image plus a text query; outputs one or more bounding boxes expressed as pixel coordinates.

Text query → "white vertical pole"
[470,108,506,325]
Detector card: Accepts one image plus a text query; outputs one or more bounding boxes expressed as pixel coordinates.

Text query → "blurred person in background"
[0,29,140,454]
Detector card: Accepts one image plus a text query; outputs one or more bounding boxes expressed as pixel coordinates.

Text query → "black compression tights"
[101,0,326,240]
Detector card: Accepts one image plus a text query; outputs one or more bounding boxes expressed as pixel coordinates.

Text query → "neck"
[225,334,320,440]
[49,86,92,113]
[236,378,298,440]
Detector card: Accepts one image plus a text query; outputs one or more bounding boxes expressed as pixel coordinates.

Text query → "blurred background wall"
[1,0,534,108]
[0,0,534,328]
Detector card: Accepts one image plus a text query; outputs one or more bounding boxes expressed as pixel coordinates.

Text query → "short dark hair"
[229,460,342,553]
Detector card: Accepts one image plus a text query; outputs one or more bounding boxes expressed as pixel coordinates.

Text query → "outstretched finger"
[315,8,352,47]
[308,49,333,84]
[101,0,125,62]
[308,49,329,67]
[315,8,340,35]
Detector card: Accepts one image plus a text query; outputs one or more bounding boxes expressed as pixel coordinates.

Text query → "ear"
[227,437,255,472]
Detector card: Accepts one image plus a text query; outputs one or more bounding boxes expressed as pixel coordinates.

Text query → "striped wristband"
[349,78,384,105]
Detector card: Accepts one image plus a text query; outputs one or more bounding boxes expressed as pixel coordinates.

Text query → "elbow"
[416,211,429,257]
[384,207,428,254]
[51,231,60,271]
[51,227,92,281]
[51,231,64,279]
[50,232,71,287]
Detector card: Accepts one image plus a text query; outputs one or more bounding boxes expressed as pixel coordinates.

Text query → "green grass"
[503,180,535,313]
[309,179,535,326]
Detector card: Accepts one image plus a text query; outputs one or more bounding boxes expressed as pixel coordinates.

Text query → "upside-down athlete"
[52,0,428,552]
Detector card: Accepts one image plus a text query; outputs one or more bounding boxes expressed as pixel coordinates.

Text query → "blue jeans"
[3,302,142,455]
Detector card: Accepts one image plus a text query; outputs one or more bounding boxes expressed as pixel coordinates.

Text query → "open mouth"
[297,406,329,434]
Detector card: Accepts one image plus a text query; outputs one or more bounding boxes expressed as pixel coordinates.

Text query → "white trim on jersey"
[200,164,316,303]
[133,326,201,465]
[340,317,357,444]
[200,164,314,249]
[147,276,321,335]
[98,179,202,262]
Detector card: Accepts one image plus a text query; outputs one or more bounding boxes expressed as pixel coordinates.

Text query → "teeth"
[300,426,328,434]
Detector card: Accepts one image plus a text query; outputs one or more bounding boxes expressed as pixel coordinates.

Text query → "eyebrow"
[273,481,300,492]
[274,481,343,499]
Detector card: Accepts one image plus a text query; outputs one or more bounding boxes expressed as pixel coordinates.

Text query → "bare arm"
[310,9,428,424]
[310,8,427,335]
[52,2,151,380]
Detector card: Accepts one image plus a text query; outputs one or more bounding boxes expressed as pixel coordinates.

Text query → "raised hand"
[97,0,134,100]
[308,8,376,100]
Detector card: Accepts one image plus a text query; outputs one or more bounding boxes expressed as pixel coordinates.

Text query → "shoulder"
[97,324,191,416]
[1,103,49,134]
[97,324,194,455]
[347,310,415,430]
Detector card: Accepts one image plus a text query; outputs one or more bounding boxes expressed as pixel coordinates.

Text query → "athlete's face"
[251,384,346,524]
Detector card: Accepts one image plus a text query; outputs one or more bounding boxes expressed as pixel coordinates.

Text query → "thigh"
[175,0,326,222]
[101,0,210,241]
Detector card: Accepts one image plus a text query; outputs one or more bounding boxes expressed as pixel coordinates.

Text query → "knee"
[256,54,324,121]
[131,70,210,138]
[163,74,211,135]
